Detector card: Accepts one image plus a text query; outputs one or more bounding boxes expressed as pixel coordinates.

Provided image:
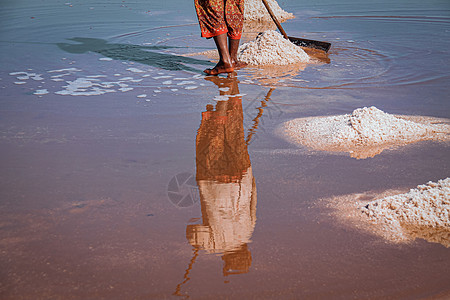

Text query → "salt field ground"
[1,0,450,299]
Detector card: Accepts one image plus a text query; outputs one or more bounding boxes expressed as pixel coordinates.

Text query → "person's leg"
[228,38,247,69]
[224,0,246,69]
[194,0,235,75]
[204,33,234,75]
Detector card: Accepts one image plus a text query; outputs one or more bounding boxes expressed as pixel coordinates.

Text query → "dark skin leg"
[204,33,234,75]
[229,38,247,69]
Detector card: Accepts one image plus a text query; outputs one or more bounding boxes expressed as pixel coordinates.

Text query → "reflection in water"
[174,74,257,297]
[189,74,257,275]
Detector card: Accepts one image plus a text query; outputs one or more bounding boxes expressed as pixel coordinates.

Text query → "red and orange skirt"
[194,0,244,39]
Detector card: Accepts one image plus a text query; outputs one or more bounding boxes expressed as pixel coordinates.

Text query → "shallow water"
[1,0,450,299]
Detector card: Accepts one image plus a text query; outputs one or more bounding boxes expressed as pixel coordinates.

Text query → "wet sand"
[1,0,450,299]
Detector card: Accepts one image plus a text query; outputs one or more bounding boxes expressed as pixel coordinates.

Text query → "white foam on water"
[99,57,113,61]
[55,77,117,96]
[177,81,195,85]
[48,68,82,73]
[31,74,43,80]
[34,89,49,95]
[127,67,145,73]
[8,63,206,98]
[86,75,107,78]
[10,72,44,81]
[137,94,147,98]
[51,73,71,78]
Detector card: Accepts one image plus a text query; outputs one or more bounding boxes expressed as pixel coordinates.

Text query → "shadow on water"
[57,37,213,73]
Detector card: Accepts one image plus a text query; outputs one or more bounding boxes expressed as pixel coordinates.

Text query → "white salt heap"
[282,106,450,159]
[238,30,310,65]
[362,178,450,247]
[244,0,294,22]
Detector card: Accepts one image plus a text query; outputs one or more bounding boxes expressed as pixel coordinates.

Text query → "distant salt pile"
[282,106,450,159]
[325,179,450,247]
[238,30,310,65]
[244,0,294,22]
[362,178,450,247]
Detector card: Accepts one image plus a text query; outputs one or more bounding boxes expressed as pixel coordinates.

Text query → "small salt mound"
[244,0,294,22]
[282,106,450,159]
[362,178,450,247]
[238,30,310,65]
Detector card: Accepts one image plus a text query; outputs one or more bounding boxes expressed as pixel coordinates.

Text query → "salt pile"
[244,0,294,22]
[282,106,450,159]
[362,178,450,247]
[324,179,450,247]
[238,30,310,65]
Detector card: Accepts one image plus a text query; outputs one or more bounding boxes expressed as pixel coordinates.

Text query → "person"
[194,0,247,75]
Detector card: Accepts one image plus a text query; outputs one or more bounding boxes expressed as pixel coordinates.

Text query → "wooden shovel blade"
[288,36,331,53]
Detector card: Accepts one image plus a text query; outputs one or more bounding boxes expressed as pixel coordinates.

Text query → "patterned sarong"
[194,0,244,39]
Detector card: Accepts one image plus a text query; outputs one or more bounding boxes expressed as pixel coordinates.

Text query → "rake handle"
[261,0,289,39]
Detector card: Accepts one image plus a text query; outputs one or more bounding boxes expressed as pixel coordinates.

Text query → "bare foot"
[204,62,234,75]
[232,60,248,70]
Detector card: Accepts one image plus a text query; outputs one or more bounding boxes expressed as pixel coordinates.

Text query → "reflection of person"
[187,75,257,276]
[194,0,247,75]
